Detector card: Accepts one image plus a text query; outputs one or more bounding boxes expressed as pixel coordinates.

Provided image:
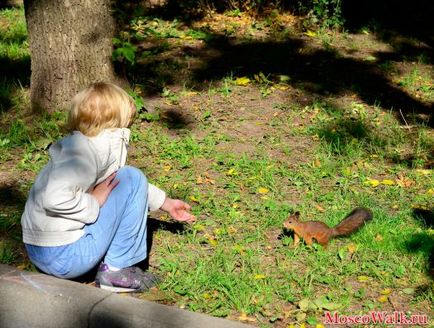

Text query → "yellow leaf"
[179,34,193,40]
[287,325,296,328]
[347,243,358,254]
[183,91,198,97]
[416,169,432,175]
[427,188,434,195]
[364,178,380,187]
[381,179,395,185]
[377,295,388,303]
[304,30,317,37]
[163,165,172,172]
[16,263,28,271]
[412,204,429,210]
[253,274,266,280]
[207,237,218,247]
[189,196,199,203]
[277,84,289,90]
[257,187,269,194]
[238,312,248,321]
[380,288,392,295]
[316,325,325,328]
[238,312,255,322]
[226,168,237,176]
[358,275,369,282]
[235,77,251,86]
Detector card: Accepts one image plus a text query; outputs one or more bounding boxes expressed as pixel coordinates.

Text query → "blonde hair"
[67,82,135,136]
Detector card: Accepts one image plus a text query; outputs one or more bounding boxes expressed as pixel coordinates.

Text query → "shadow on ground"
[406,208,434,278]
[117,1,433,127]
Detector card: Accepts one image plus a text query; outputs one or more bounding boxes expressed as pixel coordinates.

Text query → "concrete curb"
[0,264,253,328]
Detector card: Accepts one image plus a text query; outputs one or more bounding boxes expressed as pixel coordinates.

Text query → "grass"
[1,4,433,327]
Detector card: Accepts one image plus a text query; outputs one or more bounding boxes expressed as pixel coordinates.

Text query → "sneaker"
[95,263,158,293]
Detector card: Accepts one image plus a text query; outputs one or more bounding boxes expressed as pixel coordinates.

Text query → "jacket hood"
[49,128,131,185]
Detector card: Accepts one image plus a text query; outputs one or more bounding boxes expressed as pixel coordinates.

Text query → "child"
[21,82,195,293]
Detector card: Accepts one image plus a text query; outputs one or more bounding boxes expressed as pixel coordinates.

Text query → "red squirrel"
[283,208,373,247]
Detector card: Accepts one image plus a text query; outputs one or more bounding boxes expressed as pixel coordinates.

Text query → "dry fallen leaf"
[377,295,388,303]
[347,243,358,254]
[238,312,256,322]
[257,187,269,194]
[253,274,266,280]
[396,175,415,188]
[358,275,370,282]
[304,30,317,37]
[416,169,432,175]
[235,77,251,86]
[380,288,392,295]
[364,178,380,187]
[226,168,237,176]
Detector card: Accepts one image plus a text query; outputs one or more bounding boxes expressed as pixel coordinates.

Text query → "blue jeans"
[25,166,149,279]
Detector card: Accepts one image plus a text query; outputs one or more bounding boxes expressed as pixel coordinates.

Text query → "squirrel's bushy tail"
[331,208,373,237]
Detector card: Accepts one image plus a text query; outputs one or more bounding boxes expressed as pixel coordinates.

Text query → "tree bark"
[23,0,119,112]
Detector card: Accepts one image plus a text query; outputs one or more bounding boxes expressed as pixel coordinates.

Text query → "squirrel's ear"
[294,211,300,219]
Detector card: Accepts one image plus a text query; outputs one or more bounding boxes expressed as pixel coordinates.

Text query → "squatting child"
[21,82,195,292]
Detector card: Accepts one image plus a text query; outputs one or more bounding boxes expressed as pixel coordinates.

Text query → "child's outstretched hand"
[160,198,196,223]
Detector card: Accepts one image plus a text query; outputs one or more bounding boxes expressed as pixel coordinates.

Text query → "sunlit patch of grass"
[0,6,29,62]
[395,67,434,103]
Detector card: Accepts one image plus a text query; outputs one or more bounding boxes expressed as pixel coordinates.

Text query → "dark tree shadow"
[0,184,26,237]
[413,208,434,229]
[406,208,434,278]
[192,37,432,126]
[113,1,433,127]
[341,0,433,54]
[0,184,27,207]
[139,217,187,271]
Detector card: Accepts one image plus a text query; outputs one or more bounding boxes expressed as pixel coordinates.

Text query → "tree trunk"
[23,0,119,112]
